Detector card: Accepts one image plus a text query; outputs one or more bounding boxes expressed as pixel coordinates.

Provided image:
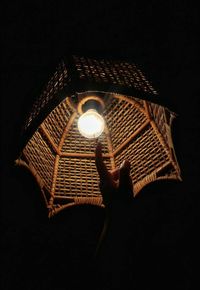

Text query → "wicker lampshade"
[16,55,181,216]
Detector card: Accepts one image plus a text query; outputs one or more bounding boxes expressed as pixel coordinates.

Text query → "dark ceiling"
[1,2,198,289]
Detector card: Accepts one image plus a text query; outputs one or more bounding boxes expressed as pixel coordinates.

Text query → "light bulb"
[78,109,105,139]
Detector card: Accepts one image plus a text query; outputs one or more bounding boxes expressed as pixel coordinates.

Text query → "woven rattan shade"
[16,55,181,216]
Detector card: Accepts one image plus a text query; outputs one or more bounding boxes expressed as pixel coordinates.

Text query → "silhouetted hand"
[95,142,134,207]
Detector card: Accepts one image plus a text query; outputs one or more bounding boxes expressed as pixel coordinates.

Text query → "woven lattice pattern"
[115,125,169,188]
[24,61,68,130]
[73,55,158,95]
[23,130,55,191]
[55,157,112,198]
[62,115,109,155]
[17,55,182,216]
[104,97,147,151]
[19,92,181,216]
[148,102,170,148]
[42,99,73,146]
[23,55,159,137]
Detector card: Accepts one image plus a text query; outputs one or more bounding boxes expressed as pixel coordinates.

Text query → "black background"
[1,1,199,289]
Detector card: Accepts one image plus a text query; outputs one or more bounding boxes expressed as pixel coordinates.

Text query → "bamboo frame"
[113,119,150,156]
[61,152,111,158]
[104,121,115,170]
[77,95,105,114]
[143,100,151,120]
[50,154,60,205]
[150,120,178,171]
[17,56,181,217]
[40,124,59,154]
[58,112,77,152]
[66,97,77,112]
[114,94,147,117]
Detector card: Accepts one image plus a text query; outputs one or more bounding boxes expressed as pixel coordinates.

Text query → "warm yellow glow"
[78,109,105,139]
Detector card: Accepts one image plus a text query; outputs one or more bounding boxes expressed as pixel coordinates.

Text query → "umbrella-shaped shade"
[16,55,182,216]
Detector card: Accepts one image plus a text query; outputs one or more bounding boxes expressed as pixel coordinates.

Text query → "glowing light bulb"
[78,109,105,139]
